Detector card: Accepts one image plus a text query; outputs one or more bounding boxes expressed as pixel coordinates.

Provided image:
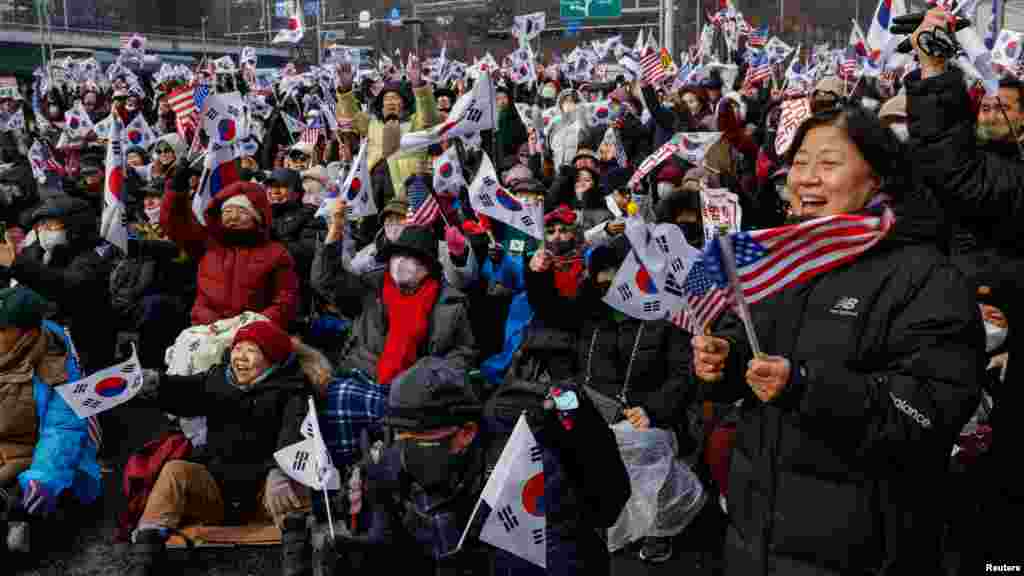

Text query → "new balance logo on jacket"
[830,296,860,317]
[889,392,932,428]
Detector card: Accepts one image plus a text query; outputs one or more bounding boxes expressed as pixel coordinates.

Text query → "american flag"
[193,82,211,112]
[641,45,666,85]
[406,177,441,226]
[704,209,895,305]
[774,97,811,156]
[742,52,773,90]
[301,116,322,146]
[674,259,731,335]
[746,27,769,48]
[167,86,198,134]
[839,47,859,80]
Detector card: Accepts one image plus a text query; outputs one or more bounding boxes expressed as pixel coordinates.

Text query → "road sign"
[560,0,622,19]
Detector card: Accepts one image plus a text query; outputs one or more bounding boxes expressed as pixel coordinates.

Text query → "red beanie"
[232,321,293,365]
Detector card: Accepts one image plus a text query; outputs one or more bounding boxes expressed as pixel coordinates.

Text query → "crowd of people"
[0,5,1018,575]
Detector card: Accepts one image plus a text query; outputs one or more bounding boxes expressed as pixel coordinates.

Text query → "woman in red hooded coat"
[160,165,299,329]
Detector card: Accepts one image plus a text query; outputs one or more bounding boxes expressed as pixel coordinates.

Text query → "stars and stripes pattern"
[167,86,199,135]
[641,44,666,85]
[742,52,773,90]
[704,209,896,305]
[406,177,441,226]
[746,27,769,48]
[674,259,731,335]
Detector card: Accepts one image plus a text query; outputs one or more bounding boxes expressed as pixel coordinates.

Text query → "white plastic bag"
[606,421,706,552]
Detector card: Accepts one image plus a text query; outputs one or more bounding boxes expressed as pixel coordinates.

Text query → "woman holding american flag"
[691,103,982,575]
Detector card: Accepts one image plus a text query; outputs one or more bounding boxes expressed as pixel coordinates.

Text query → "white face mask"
[889,123,909,143]
[38,229,67,252]
[145,206,162,225]
[985,321,1008,353]
[389,255,428,292]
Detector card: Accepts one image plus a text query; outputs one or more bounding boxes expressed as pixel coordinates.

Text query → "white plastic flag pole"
[718,233,762,357]
[307,396,336,542]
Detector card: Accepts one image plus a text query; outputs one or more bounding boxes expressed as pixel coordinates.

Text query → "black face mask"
[399,437,469,494]
[549,238,576,257]
[682,223,703,247]
[220,228,262,246]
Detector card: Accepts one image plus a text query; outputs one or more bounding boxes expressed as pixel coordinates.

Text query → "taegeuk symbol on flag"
[56,344,144,419]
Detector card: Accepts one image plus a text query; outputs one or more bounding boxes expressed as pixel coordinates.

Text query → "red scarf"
[377,273,442,386]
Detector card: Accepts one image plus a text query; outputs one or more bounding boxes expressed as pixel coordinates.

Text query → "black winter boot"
[281,512,311,576]
[127,529,167,576]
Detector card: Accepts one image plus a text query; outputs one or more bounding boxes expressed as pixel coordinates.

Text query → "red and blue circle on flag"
[218,118,237,142]
[95,376,128,398]
[346,177,362,201]
[594,106,610,120]
[107,167,124,201]
[440,162,453,179]
[127,129,143,145]
[636,264,658,295]
[495,187,523,212]
[521,473,545,517]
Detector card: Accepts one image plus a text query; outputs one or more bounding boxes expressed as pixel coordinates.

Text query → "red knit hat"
[232,321,294,365]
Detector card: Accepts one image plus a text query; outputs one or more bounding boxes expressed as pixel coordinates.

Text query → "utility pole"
[202,16,209,63]
[661,0,674,55]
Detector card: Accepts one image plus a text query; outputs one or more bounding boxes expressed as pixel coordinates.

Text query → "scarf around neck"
[378,273,442,386]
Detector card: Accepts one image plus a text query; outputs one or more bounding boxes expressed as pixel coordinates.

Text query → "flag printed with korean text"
[56,345,144,419]
[775,97,811,156]
[468,153,543,240]
[477,414,545,568]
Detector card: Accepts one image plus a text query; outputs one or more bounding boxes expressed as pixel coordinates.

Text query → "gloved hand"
[140,369,161,399]
[21,479,57,517]
[265,468,306,526]
[445,226,467,257]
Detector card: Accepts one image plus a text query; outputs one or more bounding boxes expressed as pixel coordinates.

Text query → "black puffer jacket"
[2,196,119,370]
[156,354,309,505]
[0,160,39,227]
[708,207,981,575]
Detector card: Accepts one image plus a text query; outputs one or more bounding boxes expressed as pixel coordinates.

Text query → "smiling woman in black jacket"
[693,104,982,575]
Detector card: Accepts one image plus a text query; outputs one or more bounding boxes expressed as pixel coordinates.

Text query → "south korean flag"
[468,153,543,240]
[56,344,144,419]
[432,146,466,196]
[603,249,670,321]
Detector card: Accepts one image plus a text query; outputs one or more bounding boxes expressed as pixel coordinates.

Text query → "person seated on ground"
[126,321,318,576]
[0,287,102,559]
[310,201,475,465]
[335,359,630,576]
[0,196,118,372]
[160,162,299,329]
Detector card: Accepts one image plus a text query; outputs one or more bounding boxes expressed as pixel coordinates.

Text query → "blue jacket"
[17,321,102,505]
[479,252,534,384]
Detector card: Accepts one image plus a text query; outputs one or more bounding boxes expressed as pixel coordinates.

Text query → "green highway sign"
[560,0,622,19]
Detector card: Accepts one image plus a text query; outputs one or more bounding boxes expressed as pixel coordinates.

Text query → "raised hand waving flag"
[468,153,543,240]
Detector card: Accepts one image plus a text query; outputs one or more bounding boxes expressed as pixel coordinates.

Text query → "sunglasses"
[289,151,310,161]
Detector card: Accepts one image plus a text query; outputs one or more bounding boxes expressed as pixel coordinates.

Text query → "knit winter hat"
[232,321,294,366]
[0,286,48,329]
[221,194,262,223]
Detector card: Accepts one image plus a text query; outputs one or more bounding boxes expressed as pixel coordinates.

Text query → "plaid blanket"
[323,371,387,466]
